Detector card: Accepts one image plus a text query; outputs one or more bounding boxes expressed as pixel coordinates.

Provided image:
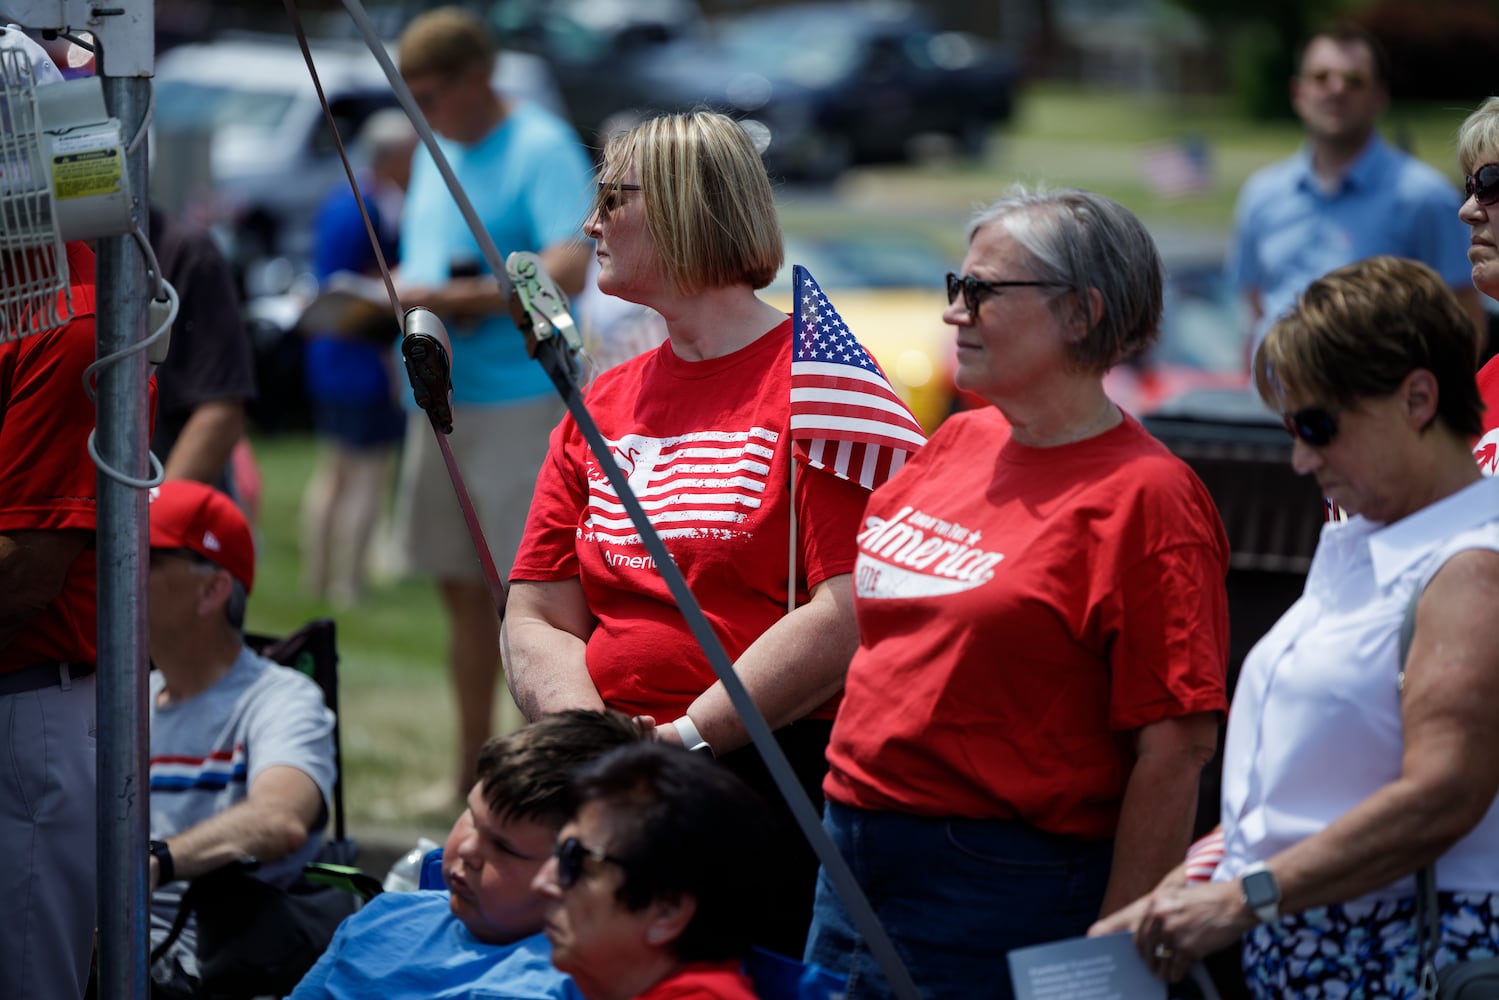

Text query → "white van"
[151,33,564,273]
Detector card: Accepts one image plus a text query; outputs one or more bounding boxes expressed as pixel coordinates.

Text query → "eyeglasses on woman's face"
[1281,405,1340,447]
[945,272,1067,318]
[552,836,628,890]
[596,182,643,218]
[1465,163,1499,208]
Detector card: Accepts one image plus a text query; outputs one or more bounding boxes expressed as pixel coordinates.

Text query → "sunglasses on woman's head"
[1281,406,1339,447]
[553,836,627,890]
[1465,164,1499,208]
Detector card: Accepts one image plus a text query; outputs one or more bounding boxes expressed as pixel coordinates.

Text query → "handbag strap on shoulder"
[1401,583,1443,998]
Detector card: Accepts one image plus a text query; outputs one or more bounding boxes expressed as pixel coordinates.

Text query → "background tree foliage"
[1166,0,1499,118]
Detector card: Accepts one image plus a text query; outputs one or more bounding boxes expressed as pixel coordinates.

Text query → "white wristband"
[671,715,714,756]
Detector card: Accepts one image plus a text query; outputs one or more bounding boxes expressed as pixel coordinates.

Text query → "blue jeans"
[804,801,1113,1000]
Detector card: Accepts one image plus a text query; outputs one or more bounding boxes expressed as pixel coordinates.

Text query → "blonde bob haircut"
[1254,256,1483,438]
[398,5,496,83]
[1457,96,1499,175]
[591,110,783,295]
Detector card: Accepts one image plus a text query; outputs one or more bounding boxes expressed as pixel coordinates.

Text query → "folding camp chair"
[246,617,356,866]
[246,617,381,899]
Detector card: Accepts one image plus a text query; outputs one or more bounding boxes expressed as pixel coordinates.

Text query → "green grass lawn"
[244,433,458,840]
[826,83,1478,237]
[249,83,1481,839]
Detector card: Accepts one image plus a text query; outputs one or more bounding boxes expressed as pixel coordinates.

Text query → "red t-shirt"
[510,322,869,721]
[824,408,1231,838]
[0,243,101,672]
[635,961,758,1000]
[1475,355,1499,476]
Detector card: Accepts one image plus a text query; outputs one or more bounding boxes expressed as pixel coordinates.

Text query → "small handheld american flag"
[790,265,927,490]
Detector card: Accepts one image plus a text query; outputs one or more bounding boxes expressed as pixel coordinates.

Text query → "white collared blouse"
[1215,476,1499,901]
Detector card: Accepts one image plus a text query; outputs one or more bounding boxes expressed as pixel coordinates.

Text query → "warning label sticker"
[52,148,121,200]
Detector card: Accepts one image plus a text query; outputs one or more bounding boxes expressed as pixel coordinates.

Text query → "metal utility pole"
[5,4,156,999]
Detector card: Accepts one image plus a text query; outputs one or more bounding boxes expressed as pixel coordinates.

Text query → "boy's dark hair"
[477,710,647,828]
[569,743,771,963]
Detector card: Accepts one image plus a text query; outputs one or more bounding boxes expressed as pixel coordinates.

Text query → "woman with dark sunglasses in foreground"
[1457,95,1499,475]
[804,186,1233,999]
[531,743,770,1000]
[1094,255,1499,999]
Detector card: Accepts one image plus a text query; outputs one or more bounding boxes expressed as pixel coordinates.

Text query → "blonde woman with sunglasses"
[1456,96,1499,476]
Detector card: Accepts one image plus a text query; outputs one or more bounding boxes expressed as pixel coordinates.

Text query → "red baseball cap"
[148,480,255,592]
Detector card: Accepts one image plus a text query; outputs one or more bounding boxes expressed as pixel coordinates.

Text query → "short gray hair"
[967,186,1163,372]
[1457,97,1499,175]
[224,579,248,632]
[182,550,248,632]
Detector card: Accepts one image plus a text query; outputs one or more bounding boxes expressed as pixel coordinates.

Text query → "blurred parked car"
[151,33,564,280]
[602,2,1021,181]
[488,0,708,148]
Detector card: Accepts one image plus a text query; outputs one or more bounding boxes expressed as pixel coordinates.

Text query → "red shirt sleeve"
[793,456,869,590]
[1108,541,1231,732]
[0,313,99,533]
[510,415,587,581]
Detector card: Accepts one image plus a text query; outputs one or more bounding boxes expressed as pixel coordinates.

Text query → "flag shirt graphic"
[512,321,869,720]
[147,646,336,919]
[585,427,780,545]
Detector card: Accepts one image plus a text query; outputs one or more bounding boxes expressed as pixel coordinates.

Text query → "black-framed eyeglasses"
[1281,406,1339,447]
[945,272,1067,317]
[553,836,628,890]
[1465,163,1499,208]
[597,182,643,216]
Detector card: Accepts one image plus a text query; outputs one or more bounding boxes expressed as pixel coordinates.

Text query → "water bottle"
[382,836,440,893]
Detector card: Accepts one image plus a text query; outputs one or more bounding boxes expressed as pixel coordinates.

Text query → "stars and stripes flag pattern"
[790,265,927,490]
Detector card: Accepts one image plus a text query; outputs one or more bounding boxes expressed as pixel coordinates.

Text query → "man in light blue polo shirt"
[1230,21,1483,357]
[389,6,594,803]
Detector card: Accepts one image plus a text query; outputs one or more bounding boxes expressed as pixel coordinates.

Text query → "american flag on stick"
[790,265,927,490]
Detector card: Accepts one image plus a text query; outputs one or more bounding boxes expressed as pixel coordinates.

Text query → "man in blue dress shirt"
[1230,22,1483,358]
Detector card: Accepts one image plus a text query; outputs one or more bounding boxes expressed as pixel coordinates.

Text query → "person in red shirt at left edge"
[0,27,156,998]
[1456,97,1499,476]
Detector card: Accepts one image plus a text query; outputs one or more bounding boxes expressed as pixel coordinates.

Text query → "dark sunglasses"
[597,182,643,216]
[945,272,1067,317]
[1465,163,1499,208]
[1281,406,1339,447]
[553,836,627,890]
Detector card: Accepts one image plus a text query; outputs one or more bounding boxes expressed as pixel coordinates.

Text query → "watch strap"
[1241,860,1280,923]
[671,716,714,756]
[149,839,175,886]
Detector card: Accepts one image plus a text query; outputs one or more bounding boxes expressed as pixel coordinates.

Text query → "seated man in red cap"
[144,480,336,997]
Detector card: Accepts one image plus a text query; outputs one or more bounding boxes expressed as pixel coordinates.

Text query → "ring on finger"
[1153,943,1175,960]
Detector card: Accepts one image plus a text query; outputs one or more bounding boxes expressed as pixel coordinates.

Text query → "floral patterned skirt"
[1242,892,1499,999]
